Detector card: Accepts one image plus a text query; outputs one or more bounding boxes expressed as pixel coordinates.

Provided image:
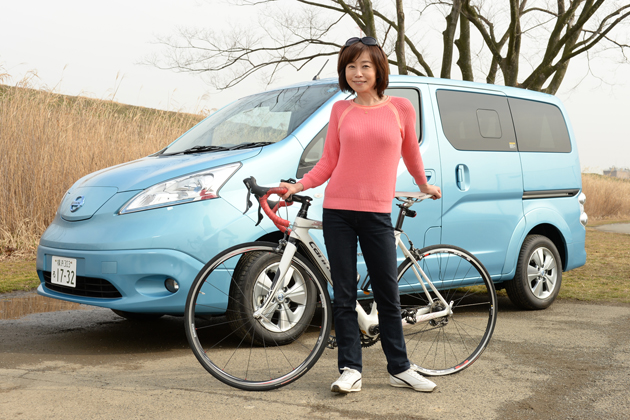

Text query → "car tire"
[227,251,317,346]
[506,235,562,310]
[111,309,165,321]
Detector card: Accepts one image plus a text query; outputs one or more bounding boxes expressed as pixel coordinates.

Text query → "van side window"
[297,124,328,178]
[476,109,502,138]
[436,90,517,151]
[297,88,422,178]
[508,98,572,153]
[385,88,422,142]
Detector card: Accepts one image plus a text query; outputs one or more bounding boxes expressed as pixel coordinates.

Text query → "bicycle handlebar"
[243,177,293,234]
[243,177,433,233]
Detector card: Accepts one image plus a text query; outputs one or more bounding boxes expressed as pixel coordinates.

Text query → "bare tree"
[151,0,630,95]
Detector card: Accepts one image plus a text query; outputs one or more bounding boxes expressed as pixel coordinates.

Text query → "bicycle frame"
[186,179,497,389]
[252,201,454,338]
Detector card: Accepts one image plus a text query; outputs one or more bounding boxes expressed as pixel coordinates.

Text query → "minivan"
[36,75,587,319]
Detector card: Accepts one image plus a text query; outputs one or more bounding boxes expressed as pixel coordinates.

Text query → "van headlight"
[119,163,241,214]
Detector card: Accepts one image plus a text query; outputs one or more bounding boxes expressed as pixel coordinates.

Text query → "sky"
[2,0,629,173]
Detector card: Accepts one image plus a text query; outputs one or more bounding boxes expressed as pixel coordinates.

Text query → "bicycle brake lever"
[243,183,253,214]
[255,203,264,226]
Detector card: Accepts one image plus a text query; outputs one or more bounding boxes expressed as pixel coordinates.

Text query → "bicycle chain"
[327,334,380,348]
[360,333,380,348]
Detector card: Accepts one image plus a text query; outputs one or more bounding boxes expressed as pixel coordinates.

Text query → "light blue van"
[36,76,587,318]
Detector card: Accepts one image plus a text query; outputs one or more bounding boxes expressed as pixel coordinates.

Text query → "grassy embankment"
[1,83,629,302]
[561,174,630,303]
[0,82,202,292]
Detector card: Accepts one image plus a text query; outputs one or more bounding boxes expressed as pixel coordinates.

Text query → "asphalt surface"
[1,294,629,420]
[594,223,630,235]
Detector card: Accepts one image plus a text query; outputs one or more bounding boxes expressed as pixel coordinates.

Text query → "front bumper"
[37,245,205,314]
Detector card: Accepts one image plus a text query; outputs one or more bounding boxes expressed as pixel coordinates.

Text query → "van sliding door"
[431,87,525,279]
[388,85,442,257]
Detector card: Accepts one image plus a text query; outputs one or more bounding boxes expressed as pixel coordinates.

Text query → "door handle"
[456,164,468,191]
[413,169,435,185]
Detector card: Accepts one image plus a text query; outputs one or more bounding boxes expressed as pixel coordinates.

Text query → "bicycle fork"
[252,240,299,321]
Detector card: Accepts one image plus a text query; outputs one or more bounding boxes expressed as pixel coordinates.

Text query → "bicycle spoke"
[397,245,497,376]
[185,244,332,390]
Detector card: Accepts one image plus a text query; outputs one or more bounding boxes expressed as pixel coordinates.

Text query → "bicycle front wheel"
[185,242,332,391]
[397,245,497,376]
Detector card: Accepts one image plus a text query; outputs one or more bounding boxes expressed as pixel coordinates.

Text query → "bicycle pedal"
[327,335,337,349]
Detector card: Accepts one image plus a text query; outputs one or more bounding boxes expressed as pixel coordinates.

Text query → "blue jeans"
[322,208,410,376]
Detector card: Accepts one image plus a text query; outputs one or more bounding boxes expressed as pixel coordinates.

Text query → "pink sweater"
[299,96,428,213]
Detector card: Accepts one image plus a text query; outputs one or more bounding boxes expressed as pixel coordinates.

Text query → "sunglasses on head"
[344,36,378,47]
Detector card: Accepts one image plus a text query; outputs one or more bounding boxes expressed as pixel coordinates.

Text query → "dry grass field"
[0,82,202,257]
[1,83,629,300]
[1,82,629,256]
[581,173,630,221]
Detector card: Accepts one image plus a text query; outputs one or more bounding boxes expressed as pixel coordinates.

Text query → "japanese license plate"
[51,256,77,288]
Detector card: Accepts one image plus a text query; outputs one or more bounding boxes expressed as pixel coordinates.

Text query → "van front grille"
[43,272,122,298]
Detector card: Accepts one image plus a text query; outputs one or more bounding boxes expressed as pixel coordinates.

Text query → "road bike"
[184,177,498,391]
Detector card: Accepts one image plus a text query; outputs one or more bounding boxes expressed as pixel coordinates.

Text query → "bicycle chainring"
[360,333,380,348]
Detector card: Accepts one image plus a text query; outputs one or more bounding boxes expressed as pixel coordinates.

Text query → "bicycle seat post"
[394,202,416,231]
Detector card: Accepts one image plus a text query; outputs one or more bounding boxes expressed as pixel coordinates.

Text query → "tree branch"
[441,0,461,79]
[371,8,434,76]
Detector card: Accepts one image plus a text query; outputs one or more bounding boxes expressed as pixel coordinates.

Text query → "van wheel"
[506,235,562,310]
[111,309,165,321]
[227,251,317,346]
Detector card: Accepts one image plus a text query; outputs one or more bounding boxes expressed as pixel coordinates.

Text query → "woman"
[281,36,442,393]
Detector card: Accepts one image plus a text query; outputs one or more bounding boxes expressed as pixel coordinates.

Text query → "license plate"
[51,256,77,288]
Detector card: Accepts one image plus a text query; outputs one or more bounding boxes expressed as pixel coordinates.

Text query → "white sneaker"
[390,368,436,392]
[331,367,362,393]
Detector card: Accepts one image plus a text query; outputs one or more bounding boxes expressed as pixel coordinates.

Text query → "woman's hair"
[337,41,389,98]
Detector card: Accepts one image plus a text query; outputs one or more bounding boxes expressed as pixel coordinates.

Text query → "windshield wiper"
[167,145,230,155]
[226,142,274,150]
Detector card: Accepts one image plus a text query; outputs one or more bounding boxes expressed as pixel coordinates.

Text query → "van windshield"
[163,84,339,155]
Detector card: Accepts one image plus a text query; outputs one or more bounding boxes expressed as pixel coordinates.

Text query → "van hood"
[73,149,260,192]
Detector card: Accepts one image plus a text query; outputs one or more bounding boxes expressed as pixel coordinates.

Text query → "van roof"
[274,75,561,105]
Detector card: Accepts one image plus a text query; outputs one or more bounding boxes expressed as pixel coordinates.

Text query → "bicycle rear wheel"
[185,242,332,391]
[397,245,497,376]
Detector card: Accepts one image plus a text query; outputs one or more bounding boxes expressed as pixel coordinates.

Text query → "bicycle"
[184,177,498,391]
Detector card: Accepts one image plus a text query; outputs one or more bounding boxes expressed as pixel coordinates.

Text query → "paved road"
[1,296,629,420]
[594,223,630,235]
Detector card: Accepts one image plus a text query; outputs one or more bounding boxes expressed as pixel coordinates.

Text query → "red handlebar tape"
[259,187,293,234]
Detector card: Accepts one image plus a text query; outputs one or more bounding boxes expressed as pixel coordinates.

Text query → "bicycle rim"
[397,245,497,376]
[185,242,332,391]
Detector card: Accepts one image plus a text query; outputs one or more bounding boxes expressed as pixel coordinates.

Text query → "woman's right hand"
[419,184,442,200]
[279,182,304,200]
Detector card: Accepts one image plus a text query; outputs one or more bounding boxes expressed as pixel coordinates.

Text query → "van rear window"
[436,90,517,151]
[508,98,571,153]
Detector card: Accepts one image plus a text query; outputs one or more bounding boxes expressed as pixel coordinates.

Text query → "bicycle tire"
[396,244,497,376]
[185,241,332,391]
